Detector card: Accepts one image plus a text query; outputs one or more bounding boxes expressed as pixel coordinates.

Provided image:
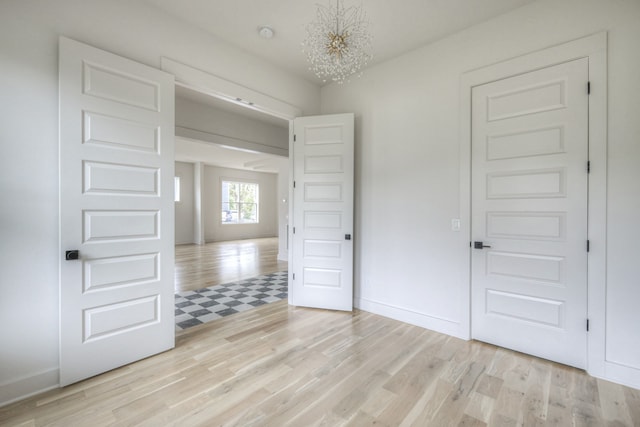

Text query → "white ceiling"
[144,0,536,84]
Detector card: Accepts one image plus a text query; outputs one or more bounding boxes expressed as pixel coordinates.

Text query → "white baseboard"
[0,368,59,407]
[593,361,640,391]
[355,297,468,340]
[277,252,288,262]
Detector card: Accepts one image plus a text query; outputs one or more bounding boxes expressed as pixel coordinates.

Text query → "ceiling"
[144,0,536,84]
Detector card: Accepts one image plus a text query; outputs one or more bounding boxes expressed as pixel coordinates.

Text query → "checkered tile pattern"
[175,271,288,330]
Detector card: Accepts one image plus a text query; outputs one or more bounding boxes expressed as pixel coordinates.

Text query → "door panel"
[471,58,589,368]
[291,114,354,311]
[59,37,175,386]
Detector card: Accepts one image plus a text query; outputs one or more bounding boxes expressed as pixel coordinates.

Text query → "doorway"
[172,85,291,295]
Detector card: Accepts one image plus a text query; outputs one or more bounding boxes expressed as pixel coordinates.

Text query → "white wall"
[0,0,319,405]
[203,166,278,242]
[175,162,195,245]
[321,0,640,387]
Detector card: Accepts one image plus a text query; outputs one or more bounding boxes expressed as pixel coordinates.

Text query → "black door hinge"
[293,181,296,188]
[587,240,590,252]
[294,134,297,142]
[587,161,591,173]
[587,319,590,331]
[293,273,296,280]
[587,81,591,94]
[293,227,296,234]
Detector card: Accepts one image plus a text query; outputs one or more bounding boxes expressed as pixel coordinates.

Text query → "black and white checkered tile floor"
[175,271,288,330]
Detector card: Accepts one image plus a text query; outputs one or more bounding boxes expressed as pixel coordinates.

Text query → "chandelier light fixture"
[302,0,373,84]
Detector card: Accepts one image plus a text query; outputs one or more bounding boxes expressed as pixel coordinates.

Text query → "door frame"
[159,58,303,306]
[458,32,607,375]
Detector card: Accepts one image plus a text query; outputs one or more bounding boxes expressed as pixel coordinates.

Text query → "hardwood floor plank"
[458,413,488,427]
[598,378,634,426]
[462,391,495,424]
[623,386,640,426]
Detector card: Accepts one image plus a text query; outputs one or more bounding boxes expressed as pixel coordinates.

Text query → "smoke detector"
[258,26,274,39]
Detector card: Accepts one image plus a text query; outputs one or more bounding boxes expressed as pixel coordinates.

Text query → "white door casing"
[290,114,354,311]
[59,37,175,386]
[471,58,589,368]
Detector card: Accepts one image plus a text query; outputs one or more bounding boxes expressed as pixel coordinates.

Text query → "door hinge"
[587,81,591,94]
[587,240,590,252]
[293,227,296,234]
[293,181,296,188]
[587,319,590,331]
[294,134,297,142]
[587,161,591,173]
[293,273,296,280]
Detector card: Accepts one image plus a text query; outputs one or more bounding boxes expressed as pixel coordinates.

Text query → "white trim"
[459,32,610,380]
[0,368,59,407]
[355,298,465,339]
[597,361,640,391]
[287,122,295,306]
[160,57,302,121]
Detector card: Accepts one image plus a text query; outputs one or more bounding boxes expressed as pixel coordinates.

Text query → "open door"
[59,37,175,385]
[290,113,354,311]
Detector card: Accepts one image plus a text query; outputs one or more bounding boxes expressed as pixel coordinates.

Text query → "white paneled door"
[291,114,354,311]
[59,37,175,385]
[471,58,589,368]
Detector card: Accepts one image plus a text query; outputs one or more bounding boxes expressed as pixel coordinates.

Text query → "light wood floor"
[2,238,639,426]
[2,302,639,426]
[175,237,288,292]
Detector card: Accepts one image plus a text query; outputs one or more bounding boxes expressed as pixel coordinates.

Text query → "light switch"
[451,218,461,232]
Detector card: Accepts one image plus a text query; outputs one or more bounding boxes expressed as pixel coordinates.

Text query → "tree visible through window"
[221,180,259,224]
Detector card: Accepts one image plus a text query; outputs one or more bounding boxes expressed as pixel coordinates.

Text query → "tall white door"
[290,114,354,311]
[471,58,589,368]
[59,37,175,385]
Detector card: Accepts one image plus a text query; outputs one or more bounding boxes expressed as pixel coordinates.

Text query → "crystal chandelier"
[302,0,373,84]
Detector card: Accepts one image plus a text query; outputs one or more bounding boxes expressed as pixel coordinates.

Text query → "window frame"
[174,176,181,203]
[220,178,260,225]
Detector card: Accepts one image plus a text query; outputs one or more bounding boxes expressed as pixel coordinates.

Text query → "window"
[221,180,259,224]
[174,176,181,202]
